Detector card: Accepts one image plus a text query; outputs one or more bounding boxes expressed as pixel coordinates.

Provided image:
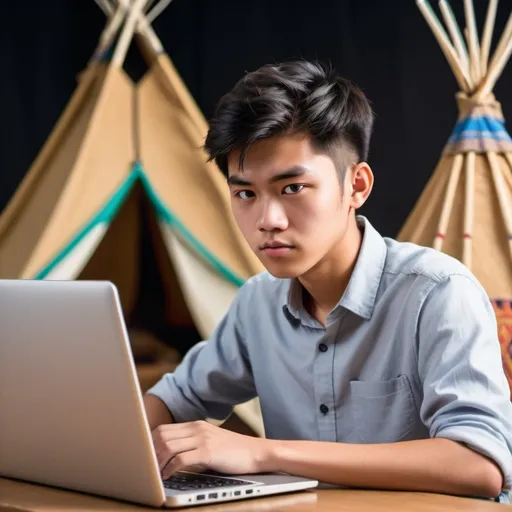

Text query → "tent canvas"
[0,0,265,436]
[398,0,512,395]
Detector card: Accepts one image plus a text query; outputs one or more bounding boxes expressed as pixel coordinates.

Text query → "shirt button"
[320,404,329,415]
[319,343,328,352]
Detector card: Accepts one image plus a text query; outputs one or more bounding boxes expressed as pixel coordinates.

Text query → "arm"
[153,419,502,498]
[269,275,512,497]
[263,437,503,498]
[143,393,174,430]
[265,274,512,498]
[144,283,257,426]
[155,274,512,500]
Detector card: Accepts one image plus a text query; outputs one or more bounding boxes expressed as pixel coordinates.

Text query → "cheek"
[320,183,346,210]
[290,188,344,227]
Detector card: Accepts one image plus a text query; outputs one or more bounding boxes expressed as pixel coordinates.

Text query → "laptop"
[0,279,318,507]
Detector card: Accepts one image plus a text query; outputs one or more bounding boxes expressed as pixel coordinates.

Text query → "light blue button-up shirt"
[149,216,512,498]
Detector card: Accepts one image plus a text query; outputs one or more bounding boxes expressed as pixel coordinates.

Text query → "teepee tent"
[0,0,265,435]
[398,0,512,394]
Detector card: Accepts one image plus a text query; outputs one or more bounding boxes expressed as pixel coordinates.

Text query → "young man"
[144,60,512,501]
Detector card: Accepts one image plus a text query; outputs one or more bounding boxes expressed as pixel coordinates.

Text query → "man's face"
[227,133,353,278]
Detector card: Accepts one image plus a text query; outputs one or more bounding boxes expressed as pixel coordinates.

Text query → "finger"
[162,449,210,480]
[152,421,205,434]
[152,426,197,456]
[180,464,207,474]
[153,429,194,452]
[152,421,205,444]
[156,437,199,472]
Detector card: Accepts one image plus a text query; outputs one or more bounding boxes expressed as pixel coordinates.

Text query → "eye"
[235,190,255,200]
[282,184,304,195]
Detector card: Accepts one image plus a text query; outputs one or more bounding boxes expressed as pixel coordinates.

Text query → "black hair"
[204,59,374,179]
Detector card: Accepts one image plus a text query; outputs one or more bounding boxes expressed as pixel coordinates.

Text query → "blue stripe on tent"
[34,163,246,288]
[448,130,512,142]
[448,116,512,144]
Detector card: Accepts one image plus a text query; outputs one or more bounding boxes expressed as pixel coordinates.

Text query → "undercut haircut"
[204,59,375,181]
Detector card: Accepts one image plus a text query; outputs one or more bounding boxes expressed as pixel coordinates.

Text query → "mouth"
[259,242,295,257]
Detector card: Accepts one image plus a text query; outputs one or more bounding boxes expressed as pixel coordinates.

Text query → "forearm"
[143,393,175,430]
[262,438,503,499]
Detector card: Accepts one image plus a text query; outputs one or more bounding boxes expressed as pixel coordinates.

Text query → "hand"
[152,420,273,479]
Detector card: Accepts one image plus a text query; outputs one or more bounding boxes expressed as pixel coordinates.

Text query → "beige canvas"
[0,0,265,435]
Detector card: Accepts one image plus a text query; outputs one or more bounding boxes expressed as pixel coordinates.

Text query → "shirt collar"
[281,215,387,322]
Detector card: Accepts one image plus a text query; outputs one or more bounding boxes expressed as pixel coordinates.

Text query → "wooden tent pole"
[501,153,512,190]
[474,12,512,100]
[505,153,512,176]
[439,0,471,86]
[137,0,173,54]
[475,34,512,102]
[144,0,156,12]
[94,1,130,59]
[480,0,499,76]
[135,6,165,54]
[146,0,172,24]
[111,0,148,68]
[462,152,475,268]
[125,7,208,153]
[106,0,169,55]
[433,154,463,251]
[489,12,512,72]
[463,0,482,83]
[94,0,113,15]
[488,151,512,264]
[416,0,471,92]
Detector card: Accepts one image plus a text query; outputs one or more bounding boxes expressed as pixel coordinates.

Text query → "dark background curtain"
[1,0,511,238]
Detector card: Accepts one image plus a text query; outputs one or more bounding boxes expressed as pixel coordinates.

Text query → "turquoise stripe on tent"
[448,116,512,144]
[34,163,246,288]
[34,170,139,279]
[134,163,246,287]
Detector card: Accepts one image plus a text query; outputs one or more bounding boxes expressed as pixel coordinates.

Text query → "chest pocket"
[349,374,418,444]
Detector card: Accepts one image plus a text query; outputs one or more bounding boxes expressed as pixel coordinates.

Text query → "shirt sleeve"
[146,281,257,423]
[417,273,512,491]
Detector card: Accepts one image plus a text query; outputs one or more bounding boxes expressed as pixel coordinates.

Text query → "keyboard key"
[163,471,253,491]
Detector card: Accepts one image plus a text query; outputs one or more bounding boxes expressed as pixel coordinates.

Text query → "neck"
[299,215,363,324]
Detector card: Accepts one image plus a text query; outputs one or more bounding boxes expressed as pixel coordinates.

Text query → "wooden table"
[0,477,504,512]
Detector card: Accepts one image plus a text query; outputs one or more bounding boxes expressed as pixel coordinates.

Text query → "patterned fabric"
[493,300,512,401]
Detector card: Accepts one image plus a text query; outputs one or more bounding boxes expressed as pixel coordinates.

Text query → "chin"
[260,260,308,279]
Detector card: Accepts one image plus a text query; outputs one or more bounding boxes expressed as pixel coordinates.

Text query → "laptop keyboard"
[163,471,253,491]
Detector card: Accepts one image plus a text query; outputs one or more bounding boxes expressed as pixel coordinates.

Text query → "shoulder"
[379,238,492,318]
[383,236,480,288]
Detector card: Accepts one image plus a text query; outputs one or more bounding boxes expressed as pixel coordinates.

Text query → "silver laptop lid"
[0,279,165,506]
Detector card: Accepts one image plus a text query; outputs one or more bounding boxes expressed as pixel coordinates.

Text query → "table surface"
[0,477,504,512]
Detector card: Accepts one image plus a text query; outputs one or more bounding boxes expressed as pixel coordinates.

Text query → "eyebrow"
[227,166,311,187]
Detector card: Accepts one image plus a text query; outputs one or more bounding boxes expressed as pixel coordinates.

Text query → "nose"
[257,199,288,232]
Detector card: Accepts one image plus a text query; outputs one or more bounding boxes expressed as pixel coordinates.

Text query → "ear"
[348,162,374,209]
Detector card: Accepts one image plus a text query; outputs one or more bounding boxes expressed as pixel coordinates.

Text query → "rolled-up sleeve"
[146,283,256,422]
[417,274,512,491]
